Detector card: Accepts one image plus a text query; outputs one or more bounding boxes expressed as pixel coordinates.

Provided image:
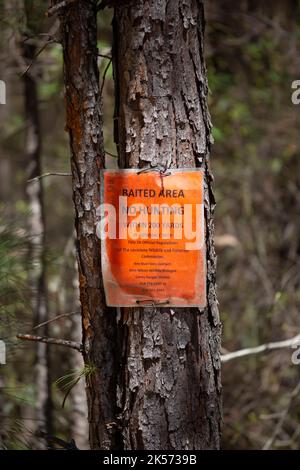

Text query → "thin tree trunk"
[55,0,119,450]
[0,0,12,214]
[112,0,222,449]
[69,308,90,450]
[22,7,52,447]
[68,236,89,450]
[0,375,6,448]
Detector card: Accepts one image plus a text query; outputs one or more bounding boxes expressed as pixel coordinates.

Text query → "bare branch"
[105,150,118,158]
[27,172,71,183]
[21,40,55,77]
[33,311,80,330]
[98,53,112,60]
[100,58,112,97]
[263,381,300,450]
[22,33,58,44]
[17,334,82,353]
[221,334,300,363]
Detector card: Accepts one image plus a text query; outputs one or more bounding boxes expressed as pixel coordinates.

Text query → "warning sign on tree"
[99,169,206,307]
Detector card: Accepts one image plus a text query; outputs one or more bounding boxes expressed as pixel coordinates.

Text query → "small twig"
[105,150,118,158]
[46,0,77,17]
[221,334,300,363]
[263,381,300,450]
[21,39,55,77]
[22,33,58,44]
[100,58,112,96]
[98,53,112,60]
[33,311,80,330]
[17,334,82,352]
[27,172,72,183]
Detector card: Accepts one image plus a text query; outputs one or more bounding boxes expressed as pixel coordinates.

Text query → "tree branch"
[17,334,82,352]
[221,334,300,363]
[263,381,300,450]
[105,150,117,158]
[33,311,80,330]
[100,58,112,97]
[27,172,72,183]
[21,39,55,77]
[98,53,112,60]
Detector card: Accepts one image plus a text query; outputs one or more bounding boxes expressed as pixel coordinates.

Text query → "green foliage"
[55,364,97,408]
[0,217,29,320]
[207,2,300,449]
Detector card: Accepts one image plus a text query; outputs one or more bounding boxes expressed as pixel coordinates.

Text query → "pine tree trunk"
[57,0,221,450]
[56,0,119,450]
[112,0,222,449]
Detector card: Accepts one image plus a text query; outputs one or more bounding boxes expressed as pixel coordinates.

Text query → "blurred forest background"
[0,0,300,450]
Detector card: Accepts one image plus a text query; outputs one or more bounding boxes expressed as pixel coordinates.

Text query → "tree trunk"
[68,236,89,450]
[56,0,119,450]
[57,0,221,450]
[69,310,90,450]
[22,13,52,447]
[112,0,221,449]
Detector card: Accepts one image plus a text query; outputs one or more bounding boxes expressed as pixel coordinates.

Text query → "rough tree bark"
[55,0,119,449]
[56,0,221,450]
[112,0,222,449]
[22,1,52,448]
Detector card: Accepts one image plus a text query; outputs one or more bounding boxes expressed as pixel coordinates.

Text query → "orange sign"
[100,169,206,307]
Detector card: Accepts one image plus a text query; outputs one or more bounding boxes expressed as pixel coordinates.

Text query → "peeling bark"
[56,0,221,450]
[113,0,222,449]
[55,0,119,449]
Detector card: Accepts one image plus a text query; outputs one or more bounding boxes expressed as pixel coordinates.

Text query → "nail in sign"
[100,169,206,307]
